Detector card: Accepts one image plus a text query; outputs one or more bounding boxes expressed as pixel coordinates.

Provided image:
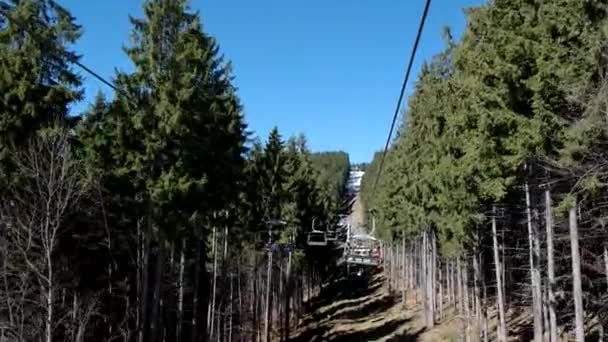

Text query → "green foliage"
[241,129,347,247]
[310,151,350,215]
[0,0,82,183]
[360,0,608,257]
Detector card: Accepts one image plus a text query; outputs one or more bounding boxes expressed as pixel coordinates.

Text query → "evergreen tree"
[0,0,82,181]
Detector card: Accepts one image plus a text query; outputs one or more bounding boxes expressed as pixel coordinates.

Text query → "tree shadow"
[288,324,329,342]
[306,274,381,312]
[327,317,421,342]
[328,295,395,321]
[385,327,425,342]
[302,281,382,327]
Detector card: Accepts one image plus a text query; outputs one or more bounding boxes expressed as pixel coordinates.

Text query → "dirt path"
[289,271,459,342]
[348,193,366,235]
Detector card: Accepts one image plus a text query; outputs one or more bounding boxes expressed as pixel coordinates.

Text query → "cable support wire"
[370,0,432,202]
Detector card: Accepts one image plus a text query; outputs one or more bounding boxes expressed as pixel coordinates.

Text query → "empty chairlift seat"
[307,231,327,246]
[326,230,337,242]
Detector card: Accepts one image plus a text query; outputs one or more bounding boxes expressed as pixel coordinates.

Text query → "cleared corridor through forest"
[287,268,467,342]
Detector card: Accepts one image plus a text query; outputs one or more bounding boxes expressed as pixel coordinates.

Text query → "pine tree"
[0,0,82,182]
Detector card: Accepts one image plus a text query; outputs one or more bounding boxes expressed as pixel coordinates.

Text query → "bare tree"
[569,201,585,342]
[1,130,90,342]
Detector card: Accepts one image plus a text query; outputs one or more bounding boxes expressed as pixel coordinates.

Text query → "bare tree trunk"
[415,239,420,304]
[492,208,507,342]
[473,252,481,335]
[457,257,465,341]
[569,203,585,342]
[252,253,258,342]
[139,207,153,342]
[481,256,489,342]
[604,245,608,293]
[402,238,407,304]
[285,251,292,341]
[446,260,451,309]
[439,259,443,320]
[149,243,165,342]
[431,232,437,324]
[543,283,550,342]
[388,242,393,293]
[545,189,557,342]
[176,239,185,342]
[473,248,481,325]
[410,242,415,291]
[264,248,272,342]
[457,257,463,315]
[220,225,229,342]
[279,258,283,342]
[525,180,543,342]
[229,271,233,342]
[501,226,507,311]
[1,243,13,328]
[209,226,218,340]
[191,238,201,342]
[136,219,142,336]
[46,251,53,342]
[463,259,471,342]
[423,231,430,327]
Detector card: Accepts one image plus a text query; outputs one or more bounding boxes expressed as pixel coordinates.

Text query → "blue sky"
[62,0,483,163]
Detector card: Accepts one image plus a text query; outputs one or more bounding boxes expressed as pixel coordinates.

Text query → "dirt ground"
[289,270,461,342]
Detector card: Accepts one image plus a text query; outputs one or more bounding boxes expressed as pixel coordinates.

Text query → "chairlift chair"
[326,230,337,242]
[307,217,327,246]
[325,224,337,242]
[307,231,327,246]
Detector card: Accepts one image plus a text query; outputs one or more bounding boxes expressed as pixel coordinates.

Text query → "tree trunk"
[252,253,258,342]
[446,260,451,309]
[431,232,437,323]
[264,248,272,342]
[473,252,481,334]
[492,208,507,342]
[423,231,431,327]
[525,180,543,342]
[46,256,53,342]
[285,251,292,341]
[457,257,463,315]
[457,257,465,340]
[439,259,444,320]
[191,238,201,342]
[545,190,557,342]
[409,242,415,291]
[209,226,218,340]
[279,258,283,342]
[482,256,489,342]
[149,243,165,342]
[402,238,407,304]
[569,203,585,342]
[229,271,234,342]
[176,239,185,342]
[604,246,608,293]
[463,259,471,342]
[139,210,153,342]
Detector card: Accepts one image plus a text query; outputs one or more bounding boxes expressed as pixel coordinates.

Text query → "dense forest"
[310,152,350,215]
[360,1,608,341]
[0,0,350,341]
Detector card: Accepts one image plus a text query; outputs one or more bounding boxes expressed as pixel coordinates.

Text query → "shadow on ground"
[289,268,425,342]
[327,317,421,342]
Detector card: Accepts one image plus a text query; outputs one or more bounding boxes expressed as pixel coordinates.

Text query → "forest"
[360,1,608,341]
[0,0,351,341]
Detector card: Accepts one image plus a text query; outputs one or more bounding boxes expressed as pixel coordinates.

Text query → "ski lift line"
[370,0,433,203]
[0,5,127,101]
[73,60,119,93]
